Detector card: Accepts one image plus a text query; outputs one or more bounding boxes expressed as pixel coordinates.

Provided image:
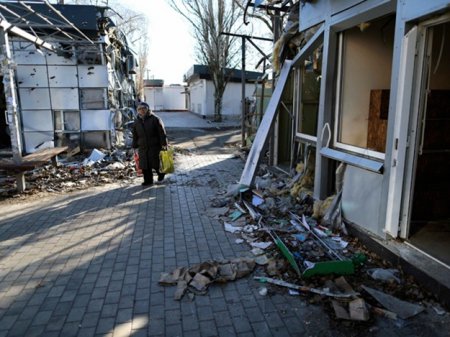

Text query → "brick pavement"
[0,152,449,337]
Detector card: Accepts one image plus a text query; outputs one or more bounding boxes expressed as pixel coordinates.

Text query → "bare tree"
[169,0,243,122]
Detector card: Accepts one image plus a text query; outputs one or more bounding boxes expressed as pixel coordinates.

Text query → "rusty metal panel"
[22,110,53,132]
[81,110,111,131]
[78,65,108,87]
[48,65,78,87]
[16,65,48,87]
[19,88,51,109]
[50,88,79,110]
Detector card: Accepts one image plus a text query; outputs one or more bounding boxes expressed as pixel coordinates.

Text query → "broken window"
[80,88,108,109]
[295,44,323,141]
[54,110,80,148]
[334,15,395,158]
[76,43,103,65]
[54,110,80,131]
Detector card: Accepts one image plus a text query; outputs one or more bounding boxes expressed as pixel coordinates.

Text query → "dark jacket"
[132,113,167,170]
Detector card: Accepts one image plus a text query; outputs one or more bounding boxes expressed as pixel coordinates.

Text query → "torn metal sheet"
[302,260,355,278]
[362,285,425,319]
[269,231,301,276]
[239,60,293,187]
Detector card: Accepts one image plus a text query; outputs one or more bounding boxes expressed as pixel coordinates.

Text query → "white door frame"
[399,13,450,238]
[384,25,419,237]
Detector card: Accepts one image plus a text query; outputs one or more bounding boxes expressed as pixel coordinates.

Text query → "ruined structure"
[0,1,137,155]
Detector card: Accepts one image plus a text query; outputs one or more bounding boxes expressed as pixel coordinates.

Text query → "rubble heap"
[205,163,447,328]
[0,148,136,200]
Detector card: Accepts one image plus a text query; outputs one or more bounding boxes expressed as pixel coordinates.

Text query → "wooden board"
[367,89,389,153]
[0,146,68,171]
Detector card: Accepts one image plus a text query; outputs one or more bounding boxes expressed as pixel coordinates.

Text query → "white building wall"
[188,79,256,120]
[189,79,206,116]
[144,87,164,111]
[163,85,186,110]
[222,82,256,119]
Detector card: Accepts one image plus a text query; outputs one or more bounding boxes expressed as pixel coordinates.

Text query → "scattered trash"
[229,209,244,221]
[252,194,264,207]
[83,148,106,166]
[432,304,446,316]
[224,222,242,233]
[288,289,300,296]
[159,258,256,300]
[250,242,272,250]
[367,268,401,284]
[254,276,359,298]
[255,255,269,265]
[251,248,265,256]
[362,285,425,319]
[259,287,268,296]
[332,298,369,321]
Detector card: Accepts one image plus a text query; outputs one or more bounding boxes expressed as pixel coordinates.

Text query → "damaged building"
[0,1,137,155]
[243,0,450,302]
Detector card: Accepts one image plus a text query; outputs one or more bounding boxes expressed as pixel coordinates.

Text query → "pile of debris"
[202,164,447,325]
[0,148,137,200]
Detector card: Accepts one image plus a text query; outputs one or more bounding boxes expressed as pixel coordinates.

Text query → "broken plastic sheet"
[250,241,272,249]
[224,222,242,233]
[366,268,401,284]
[252,194,264,207]
[83,148,106,166]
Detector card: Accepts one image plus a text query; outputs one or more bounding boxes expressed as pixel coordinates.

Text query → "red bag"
[134,151,143,176]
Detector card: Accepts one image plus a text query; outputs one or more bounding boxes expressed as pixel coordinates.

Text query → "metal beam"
[239,60,293,187]
[0,17,56,51]
[44,0,95,44]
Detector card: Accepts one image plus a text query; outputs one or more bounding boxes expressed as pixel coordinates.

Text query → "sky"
[117,0,272,85]
[119,0,197,85]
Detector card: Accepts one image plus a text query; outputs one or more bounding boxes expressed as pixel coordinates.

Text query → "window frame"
[332,32,387,161]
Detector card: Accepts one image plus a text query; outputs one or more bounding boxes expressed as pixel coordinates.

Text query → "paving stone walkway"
[1,149,449,337]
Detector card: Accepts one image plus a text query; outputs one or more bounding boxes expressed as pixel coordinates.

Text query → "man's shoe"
[142,181,153,186]
[157,173,165,182]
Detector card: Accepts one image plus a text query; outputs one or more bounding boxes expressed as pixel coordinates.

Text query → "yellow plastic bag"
[159,148,174,174]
